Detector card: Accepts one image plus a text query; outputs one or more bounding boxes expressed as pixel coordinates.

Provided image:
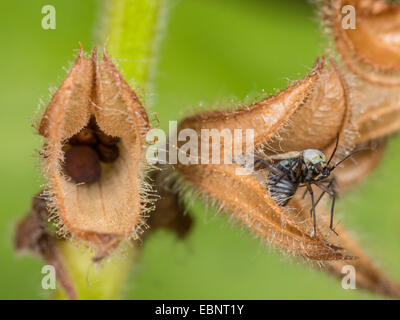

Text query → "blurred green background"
[1,0,400,299]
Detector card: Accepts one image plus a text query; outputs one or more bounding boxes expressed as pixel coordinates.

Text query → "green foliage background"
[1,0,400,299]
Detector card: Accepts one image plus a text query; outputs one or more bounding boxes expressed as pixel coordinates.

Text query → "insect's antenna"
[331,150,362,170]
[327,134,340,166]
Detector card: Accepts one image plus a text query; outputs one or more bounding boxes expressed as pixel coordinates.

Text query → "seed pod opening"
[39,47,150,258]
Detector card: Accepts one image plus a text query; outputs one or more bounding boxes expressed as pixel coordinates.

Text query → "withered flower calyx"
[37,46,150,258]
[174,54,400,298]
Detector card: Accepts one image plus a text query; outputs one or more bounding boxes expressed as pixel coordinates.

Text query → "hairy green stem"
[95,0,167,92]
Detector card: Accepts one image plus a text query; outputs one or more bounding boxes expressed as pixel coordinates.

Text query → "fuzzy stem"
[54,0,168,300]
[54,241,137,300]
[94,0,167,91]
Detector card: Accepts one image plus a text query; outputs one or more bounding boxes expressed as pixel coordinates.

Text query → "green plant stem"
[54,0,168,300]
[95,0,167,92]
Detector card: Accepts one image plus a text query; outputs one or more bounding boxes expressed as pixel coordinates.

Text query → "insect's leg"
[316,176,331,182]
[306,183,317,237]
[296,184,308,201]
[315,180,338,236]
[297,184,312,215]
[330,193,337,235]
[301,188,307,200]
[309,178,336,219]
[314,179,334,208]
[306,179,329,217]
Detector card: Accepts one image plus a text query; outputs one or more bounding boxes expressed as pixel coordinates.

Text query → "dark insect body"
[256,139,357,237]
[267,158,302,206]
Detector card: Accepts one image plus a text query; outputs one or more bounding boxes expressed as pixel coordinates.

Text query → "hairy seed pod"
[178,57,354,164]
[64,145,101,184]
[322,1,400,144]
[14,192,78,300]
[38,46,151,258]
[175,51,400,297]
[325,0,400,87]
[176,56,355,260]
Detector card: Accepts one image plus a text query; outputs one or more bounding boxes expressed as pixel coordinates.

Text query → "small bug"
[255,138,357,237]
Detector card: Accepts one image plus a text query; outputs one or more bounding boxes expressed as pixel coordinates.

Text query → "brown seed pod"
[325,0,400,87]
[15,193,77,300]
[178,57,354,164]
[63,145,101,184]
[319,1,400,143]
[175,57,357,260]
[174,51,400,296]
[146,166,193,240]
[96,143,119,163]
[178,58,323,163]
[291,192,400,299]
[178,163,348,260]
[38,49,93,139]
[266,57,353,157]
[39,46,150,257]
[352,81,400,144]
[334,140,386,192]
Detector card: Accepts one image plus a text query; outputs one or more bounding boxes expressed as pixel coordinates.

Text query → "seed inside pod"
[96,129,120,146]
[69,128,97,145]
[64,145,101,184]
[96,143,119,163]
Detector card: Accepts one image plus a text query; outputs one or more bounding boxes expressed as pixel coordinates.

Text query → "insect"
[255,138,357,237]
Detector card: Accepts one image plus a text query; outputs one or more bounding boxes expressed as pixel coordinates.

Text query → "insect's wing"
[254,158,285,176]
[254,151,302,175]
[264,151,303,161]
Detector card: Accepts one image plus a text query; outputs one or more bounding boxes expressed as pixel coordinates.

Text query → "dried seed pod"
[178,58,323,163]
[39,46,150,257]
[63,145,101,184]
[178,57,354,164]
[351,80,400,144]
[325,0,400,87]
[175,56,357,260]
[15,193,77,300]
[266,57,353,157]
[178,163,347,260]
[146,191,193,239]
[96,143,119,163]
[38,48,94,139]
[146,166,193,239]
[334,140,386,192]
[291,193,400,299]
[325,225,400,299]
[321,0,400,143]
[94,48,150,139]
